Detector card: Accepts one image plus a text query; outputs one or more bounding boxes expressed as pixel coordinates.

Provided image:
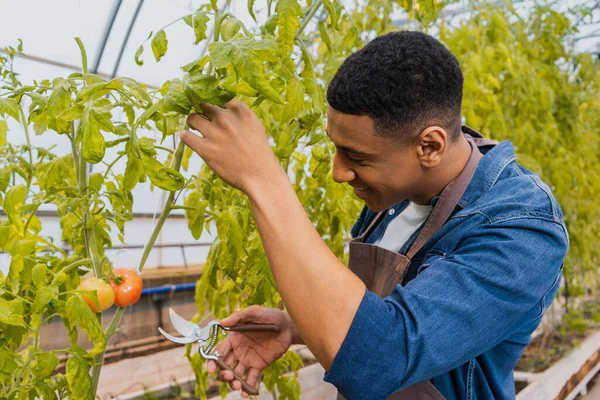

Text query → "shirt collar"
[430,140,517,209]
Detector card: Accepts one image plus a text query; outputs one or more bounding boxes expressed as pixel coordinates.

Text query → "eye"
[348,154,367,165]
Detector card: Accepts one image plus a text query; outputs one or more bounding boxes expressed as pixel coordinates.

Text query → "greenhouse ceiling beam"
[111,0,145,78]
[0,47,113,79]
[90,0,124,75]
[0,46,157,89]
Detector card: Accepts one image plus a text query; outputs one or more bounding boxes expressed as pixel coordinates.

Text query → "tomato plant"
[1,0,598,399]
[110,268,143,307]
[78,278,115,312]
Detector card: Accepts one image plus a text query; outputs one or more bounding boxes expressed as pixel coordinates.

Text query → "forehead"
[326,106,394,154]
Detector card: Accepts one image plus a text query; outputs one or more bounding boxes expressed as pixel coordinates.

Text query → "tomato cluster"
[77,268,143,312]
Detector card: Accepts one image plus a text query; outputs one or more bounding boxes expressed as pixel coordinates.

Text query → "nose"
[332,151,356,184]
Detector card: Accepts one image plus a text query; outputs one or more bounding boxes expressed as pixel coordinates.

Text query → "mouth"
[352,186,370,199]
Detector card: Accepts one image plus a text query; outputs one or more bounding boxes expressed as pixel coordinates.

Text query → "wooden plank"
[517,329,600,400]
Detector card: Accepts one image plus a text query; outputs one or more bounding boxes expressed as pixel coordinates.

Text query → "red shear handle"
[227,324,280,333]
[215,356,259,395]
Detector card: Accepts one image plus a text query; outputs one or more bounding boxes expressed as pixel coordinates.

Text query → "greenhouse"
[1,0,599,399]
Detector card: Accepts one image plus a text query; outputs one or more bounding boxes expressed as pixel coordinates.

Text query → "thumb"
[220,305,265,327]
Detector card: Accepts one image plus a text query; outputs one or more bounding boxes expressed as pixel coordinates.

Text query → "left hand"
[180,100,282,194]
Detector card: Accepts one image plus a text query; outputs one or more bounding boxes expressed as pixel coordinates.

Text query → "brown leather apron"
[337,132,496,400]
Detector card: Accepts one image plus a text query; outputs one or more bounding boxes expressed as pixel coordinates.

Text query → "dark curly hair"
[326,31,464,142]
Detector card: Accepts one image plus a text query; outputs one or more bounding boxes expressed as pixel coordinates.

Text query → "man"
[180,31,568,399]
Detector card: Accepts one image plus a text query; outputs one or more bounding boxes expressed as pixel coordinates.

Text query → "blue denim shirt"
[323,140,569,399]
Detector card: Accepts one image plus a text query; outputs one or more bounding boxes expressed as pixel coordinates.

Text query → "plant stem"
[296,0,323,39]
[74,37,88,74]
[18,105,33,192]
[23,202,41,235]
[102,152,126,180]
[137,140,185,272]
[90,306,125,394]
[62,258,92,274]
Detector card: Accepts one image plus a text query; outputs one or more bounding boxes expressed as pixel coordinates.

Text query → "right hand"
[207,305,297,397]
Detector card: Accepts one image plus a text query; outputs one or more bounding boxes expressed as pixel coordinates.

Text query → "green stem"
[102,152,126,180]
[70,129,79,180]
[62,258,92,274]
[74,37,88,75]
[138,140,185,272]
[296,0,323,39]
[91,306,124,394]
[23,203,41,235]
[18,105,33,192]
[155,145,175,154]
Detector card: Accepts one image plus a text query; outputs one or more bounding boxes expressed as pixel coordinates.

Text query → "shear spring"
[203,324,220,354]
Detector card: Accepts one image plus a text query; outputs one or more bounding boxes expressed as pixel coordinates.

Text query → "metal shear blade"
[169,308,200,337]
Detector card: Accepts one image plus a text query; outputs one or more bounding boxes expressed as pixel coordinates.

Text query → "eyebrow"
[325,129,372,157]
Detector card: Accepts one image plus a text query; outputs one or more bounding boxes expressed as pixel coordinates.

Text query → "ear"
[416,126,447,168]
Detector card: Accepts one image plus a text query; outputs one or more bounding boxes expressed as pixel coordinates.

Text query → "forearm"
[247,169,366,370]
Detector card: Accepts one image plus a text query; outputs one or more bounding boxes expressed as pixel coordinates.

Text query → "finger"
[245,367,261,389]
[241,368,261,398]
[230,360,247,391]
[206,360,217,374]
[223,98,247,112]
[179,130,208,158]
[197,102,224,120]
[218,353,237,381]
[186,113,212,134]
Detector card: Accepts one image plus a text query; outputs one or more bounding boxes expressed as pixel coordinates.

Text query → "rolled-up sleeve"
[324,218,568,399]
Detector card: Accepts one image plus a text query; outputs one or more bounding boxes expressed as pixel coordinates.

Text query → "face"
[326,107,434,212]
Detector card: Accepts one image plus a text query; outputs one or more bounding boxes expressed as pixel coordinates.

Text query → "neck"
[411,135,473,205]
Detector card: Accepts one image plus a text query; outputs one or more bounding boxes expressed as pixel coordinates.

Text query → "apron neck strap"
[406,138,481,259]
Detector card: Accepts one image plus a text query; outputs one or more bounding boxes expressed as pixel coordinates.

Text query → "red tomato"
[110,268,143,307]
[78,278,115,312]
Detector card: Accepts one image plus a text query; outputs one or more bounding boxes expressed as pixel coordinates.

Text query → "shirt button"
[388,209,395,215]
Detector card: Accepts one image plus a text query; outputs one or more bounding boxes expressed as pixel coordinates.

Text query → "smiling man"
[180,31,569,400]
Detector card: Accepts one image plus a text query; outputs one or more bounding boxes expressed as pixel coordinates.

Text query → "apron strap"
[406,138,481,260]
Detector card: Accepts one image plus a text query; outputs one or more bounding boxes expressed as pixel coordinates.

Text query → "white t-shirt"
[373,202,433,252]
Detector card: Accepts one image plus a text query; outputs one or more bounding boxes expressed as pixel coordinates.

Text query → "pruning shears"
[158,308,280,395]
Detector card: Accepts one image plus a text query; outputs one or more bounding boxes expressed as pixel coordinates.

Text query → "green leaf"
[248,0,257,22]
[32,263,48,287]
[184,11,210,44]
[221,17,246,41]
[58,103,84,121]
[0,168,10,192]
[138,137,185,191]
[0,298,27,327]
[89,172,104,192]
[152,30,168,62]
[135,44,144,66]
[0,98,20,121]
[318,21,333,51]
[283,77,304,122]
[78,100,113,164]
[33,286,57,313]
[185,74,235,106]
[4,184,26,226]
[65,294,107,355]
[322,0,339,28]
[209,39,282,103]
[66,349,93,400]
[276,0,302,56]
[33,351,60,378]
[185,192,207,240]
[0,119,7,146]
[124,142,145,192]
